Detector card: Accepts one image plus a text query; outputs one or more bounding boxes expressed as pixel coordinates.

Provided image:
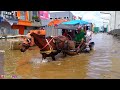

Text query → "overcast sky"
[50,11,111,27]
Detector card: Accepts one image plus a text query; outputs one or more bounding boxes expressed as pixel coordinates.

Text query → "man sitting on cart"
[62,29,72,40]
[74,25,86,49]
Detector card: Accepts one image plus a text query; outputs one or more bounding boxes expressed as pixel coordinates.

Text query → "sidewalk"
[109,29,120,36]
[0,35,26,39]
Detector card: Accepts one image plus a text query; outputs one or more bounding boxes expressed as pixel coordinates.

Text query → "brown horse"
[20,32,73,61]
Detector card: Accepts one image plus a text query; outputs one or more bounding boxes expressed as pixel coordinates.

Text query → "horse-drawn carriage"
[20,19,95,61]
[55,20,95,55]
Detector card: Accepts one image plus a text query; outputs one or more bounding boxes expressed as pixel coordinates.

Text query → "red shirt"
[63,32,67,37]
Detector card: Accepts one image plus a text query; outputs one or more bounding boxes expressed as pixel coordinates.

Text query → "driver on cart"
[74,26,86,49]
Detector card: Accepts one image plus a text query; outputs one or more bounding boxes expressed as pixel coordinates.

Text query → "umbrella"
[62,20,90,25]
[48,19,68,26]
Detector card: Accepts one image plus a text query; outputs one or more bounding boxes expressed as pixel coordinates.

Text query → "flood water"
[0,33,120,79]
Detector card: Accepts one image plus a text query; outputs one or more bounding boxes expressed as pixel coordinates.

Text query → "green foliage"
[32,16,39,20]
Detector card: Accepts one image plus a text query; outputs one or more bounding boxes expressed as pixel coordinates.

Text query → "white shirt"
[86,30,92,42]
[86,30,92,37]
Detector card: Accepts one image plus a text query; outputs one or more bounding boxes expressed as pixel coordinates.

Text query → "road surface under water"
[0,33,120,79]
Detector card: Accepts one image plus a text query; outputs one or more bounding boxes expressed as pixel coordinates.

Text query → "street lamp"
[114,11,116,29]
[69,11,70,20]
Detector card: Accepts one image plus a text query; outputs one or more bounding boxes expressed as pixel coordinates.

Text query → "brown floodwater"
[0,33,120,79]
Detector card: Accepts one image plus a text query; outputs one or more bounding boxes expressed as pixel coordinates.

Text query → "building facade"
[12,11,42,35]
[49,11,74,20]
[0,11,19,36]
[39,11,75,26]
[0,11,42,35]
[114,11,120,29]
[102,11,120,31]
[0,11,75,36]
[43,11,75,36]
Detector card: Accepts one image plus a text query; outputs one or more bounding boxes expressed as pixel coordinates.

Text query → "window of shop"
[32,11,38,17]
[64,17,66,19]
[20,11,26,20]
[3,11,15,19]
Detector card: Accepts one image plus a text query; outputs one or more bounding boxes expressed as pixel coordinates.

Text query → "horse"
[20,32,76,61]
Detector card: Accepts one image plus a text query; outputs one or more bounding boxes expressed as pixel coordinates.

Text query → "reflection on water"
[0,33,120,79]
[86,34,120,79]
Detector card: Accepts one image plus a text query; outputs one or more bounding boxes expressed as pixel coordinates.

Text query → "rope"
[46,39,53,51]
[40,37,56,54]
[40,37,54,50]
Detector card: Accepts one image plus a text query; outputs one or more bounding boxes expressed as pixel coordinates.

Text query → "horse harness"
[40,36,69,54]
[39,37,57,54]
[26,36,68,55]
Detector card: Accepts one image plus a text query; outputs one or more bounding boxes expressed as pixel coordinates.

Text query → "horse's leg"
[42,55,46,60]
[42,54,52,62]
[62,40,68,57]
[41,53,47,61]
[51,55,56,61]
[62,51,67,57]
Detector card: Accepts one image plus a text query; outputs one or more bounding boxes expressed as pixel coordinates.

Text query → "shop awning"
[0,16,18,25]
[48,19,68,26]
[62,20,90,25]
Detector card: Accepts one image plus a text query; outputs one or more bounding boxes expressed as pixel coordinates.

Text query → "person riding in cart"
[74,25,87,52]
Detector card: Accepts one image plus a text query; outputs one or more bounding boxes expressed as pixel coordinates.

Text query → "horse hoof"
[48,60,51,62]
[42,59,48,63]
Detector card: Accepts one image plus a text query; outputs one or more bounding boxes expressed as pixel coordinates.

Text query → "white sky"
[50,11,111,27]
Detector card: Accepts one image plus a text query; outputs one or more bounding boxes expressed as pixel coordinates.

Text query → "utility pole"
[114,11,116,30]
[69,11,70,20]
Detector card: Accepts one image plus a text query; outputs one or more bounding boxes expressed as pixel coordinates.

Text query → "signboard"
[39,11,50,20]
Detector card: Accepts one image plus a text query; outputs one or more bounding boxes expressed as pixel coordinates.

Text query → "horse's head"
[20,33,35,52]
